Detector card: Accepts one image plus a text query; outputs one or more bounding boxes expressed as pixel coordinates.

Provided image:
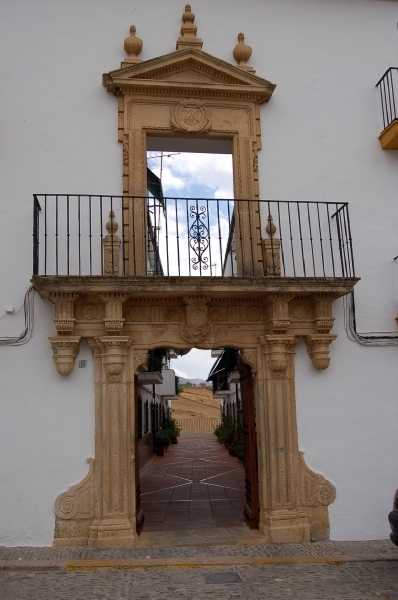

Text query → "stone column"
[256,335,310,543]
[87,338,149,548]
[87,336,135,548]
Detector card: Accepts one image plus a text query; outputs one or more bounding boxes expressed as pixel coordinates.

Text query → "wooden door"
[135,376,145,535]
[238,359,260,529]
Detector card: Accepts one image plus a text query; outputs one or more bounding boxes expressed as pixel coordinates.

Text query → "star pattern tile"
[139,435,246,532]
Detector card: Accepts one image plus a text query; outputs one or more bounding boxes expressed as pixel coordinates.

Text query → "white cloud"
[148,152,233,199]
[170,349,216,381]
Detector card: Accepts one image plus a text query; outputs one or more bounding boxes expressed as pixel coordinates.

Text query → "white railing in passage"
[176,417,221,433]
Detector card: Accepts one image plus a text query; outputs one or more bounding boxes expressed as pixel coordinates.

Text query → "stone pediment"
[103,48,276,103]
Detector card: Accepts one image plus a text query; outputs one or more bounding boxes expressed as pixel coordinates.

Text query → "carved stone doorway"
[34,8,358,548]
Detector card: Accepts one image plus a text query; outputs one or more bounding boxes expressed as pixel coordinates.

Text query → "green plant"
[213,414,236,445]
[231,439,245,463]
[154,429,171,449]
[162,415,181,445]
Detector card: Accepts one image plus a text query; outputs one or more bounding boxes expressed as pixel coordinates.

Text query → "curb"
[2,554,398,571]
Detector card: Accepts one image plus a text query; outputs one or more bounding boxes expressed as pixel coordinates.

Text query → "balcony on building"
[376,67,398,150]
[32,193,357,299]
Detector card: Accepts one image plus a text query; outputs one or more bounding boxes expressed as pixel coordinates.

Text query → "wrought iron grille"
[376,67,398,131]
[32,195,355,278]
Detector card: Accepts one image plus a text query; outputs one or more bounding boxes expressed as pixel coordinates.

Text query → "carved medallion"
[129,306,145,322]
[246,306,261,322]
[171,99,211,133]
[81,304,99,320]
[209,307,227,323]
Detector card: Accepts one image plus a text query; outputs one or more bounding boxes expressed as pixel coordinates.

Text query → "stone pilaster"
[256,335,311,543]
[49,292,79,334]
[87,336,136,548]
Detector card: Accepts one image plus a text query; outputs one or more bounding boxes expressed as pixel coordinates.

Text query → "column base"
[259,510,311,544]
[88,518,137,549]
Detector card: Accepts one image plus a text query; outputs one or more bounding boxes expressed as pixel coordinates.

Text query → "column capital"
[96,336,132,382]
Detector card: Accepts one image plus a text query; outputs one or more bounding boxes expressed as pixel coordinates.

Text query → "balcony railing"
[376,67,398,149]
[376,67,398,131]
[32,195,355,278]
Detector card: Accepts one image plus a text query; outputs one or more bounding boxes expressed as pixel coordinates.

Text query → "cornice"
[32,275,359,299]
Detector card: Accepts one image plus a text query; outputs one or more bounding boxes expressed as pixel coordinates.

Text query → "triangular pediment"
[103,48,276,102]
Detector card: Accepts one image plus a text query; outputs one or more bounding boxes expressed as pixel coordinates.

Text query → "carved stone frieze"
[49,336,81,376]
[305,334,338,370]
[171,99,211,133]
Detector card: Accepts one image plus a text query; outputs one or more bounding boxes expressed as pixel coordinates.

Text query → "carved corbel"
[305,334,337,370]
[314,294,336,334]
[99,293,127,334]
[49,336,81,376]
[98,336,132,383]
[241,349,257,374]
[260,335,296,379]
[49,292,79,335]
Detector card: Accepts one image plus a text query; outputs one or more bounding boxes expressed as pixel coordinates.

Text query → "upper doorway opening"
[146,138,234,277]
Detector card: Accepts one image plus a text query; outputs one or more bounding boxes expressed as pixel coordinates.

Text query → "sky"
[148,151,233,380]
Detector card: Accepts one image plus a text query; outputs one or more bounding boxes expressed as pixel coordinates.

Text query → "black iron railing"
[32,195,355,278]
[376,67,398,131]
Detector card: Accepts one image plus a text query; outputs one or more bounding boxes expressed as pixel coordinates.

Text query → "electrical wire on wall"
[0,285,35,346]
[343,291,398,346]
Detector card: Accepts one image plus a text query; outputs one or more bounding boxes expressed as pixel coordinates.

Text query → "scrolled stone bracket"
[241,349,257,374]
[54,458,95,520]
[133,351,149,375]
[305,334,337,370]
[49,336,81,376]
[299,452,336,508]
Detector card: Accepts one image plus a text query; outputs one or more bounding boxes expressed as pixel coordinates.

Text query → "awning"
[147,167,165,210]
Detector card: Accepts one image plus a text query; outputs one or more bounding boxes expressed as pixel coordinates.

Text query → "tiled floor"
[140,434,246,532]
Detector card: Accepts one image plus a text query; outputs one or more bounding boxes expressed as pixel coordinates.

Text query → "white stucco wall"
[1,0,397,545]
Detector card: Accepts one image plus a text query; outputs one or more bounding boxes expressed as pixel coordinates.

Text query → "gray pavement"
[1,560,397,599]
[1,537,398,599]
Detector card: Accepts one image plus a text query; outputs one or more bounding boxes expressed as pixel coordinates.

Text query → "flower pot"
[156,443,165,456]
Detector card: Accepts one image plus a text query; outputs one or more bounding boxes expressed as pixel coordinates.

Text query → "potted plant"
[154,429,171,456]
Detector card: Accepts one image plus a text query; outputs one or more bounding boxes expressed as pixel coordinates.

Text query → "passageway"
[140,433,246,532]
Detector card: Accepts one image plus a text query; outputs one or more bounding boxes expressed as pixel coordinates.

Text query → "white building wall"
[0,0,397,545]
